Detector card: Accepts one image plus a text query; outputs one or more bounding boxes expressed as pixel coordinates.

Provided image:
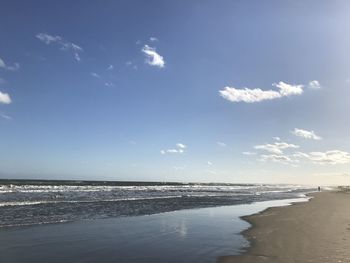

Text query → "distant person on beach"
[318,186,321,192]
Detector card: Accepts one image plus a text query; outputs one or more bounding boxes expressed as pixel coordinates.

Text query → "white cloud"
[161,143,187,155]
[176,143,186,149]
[293,152,310,158]
[0,91,11,104]
[0,57,20,71]
[149,37,159,42]
[207,161,213,166]
[219,81,303,103]
[36,33,62,44]
[308,80,321,89]
[272,81,303,96]
[161,149,184,154]
[36,33,83,62]
[91,72,100,78]
[219,87,281,103]
[254,141,299,154]
[107,65,114,70]
[242,151,257,155]
[295,150,350,165]
[292,128,322,140]
[141,45,165,68]
[273,137,281,141]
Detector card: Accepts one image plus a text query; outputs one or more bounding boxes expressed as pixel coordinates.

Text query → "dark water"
[0,179,314,227]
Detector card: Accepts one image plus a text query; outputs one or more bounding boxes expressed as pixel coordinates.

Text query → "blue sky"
[1,0,350,185]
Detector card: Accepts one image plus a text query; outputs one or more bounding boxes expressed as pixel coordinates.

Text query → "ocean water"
[0,180,314,227]
[0,198,310,263]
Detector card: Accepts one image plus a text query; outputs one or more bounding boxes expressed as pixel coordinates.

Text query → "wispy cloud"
[294,150,350,165]
[259,154,296,165]
[219,81,304,103]
[258,149,350,165]
[91,72,100,78]
[308,80,321,89]
[217,142,227,147]
[36,33,83,62]
[0,57,20,71]
[242,151,257,155]
[107,65,114,71]
[126,61,138,70]
[149,37,159,42]
[292,128,322,140]
[161,143,187,155]
[254,141,299,154]
[0,112,12,120]
[176,143,186,149]
[90,72,115,87]
[104,82,115,87]
[141,45,165,68]
[0,91,11,104]
[253,140,300,165]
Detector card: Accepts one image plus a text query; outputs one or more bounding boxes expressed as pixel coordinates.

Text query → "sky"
[1,0,350,185]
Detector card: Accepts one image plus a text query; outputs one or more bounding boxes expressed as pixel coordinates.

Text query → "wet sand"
[218,191,350,263]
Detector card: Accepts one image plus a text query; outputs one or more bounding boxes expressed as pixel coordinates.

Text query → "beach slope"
[218,191,350,263]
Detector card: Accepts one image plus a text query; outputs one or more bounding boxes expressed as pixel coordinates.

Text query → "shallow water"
[0,198,309,263]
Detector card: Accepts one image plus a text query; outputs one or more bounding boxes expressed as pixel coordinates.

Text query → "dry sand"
[218,191,350,263]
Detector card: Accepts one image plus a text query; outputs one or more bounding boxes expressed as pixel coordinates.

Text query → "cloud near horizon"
[292,128,322,140]
[254,141,299,154]
[36,33,83,62]
[141,45,165,68]
[219,81,305,103]
[294,150,350,165]
[259,154,296,165]
[250,143,350,166]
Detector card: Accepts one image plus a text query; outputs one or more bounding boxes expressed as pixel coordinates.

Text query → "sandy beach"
[218,191,350,263]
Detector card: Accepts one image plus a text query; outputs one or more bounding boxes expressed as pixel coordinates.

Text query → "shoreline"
[218,191,350,263]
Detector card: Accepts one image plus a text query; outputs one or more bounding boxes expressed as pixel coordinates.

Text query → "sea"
[0,179,314,228]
